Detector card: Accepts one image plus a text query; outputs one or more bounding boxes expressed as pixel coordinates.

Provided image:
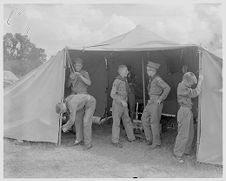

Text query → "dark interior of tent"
[63,46,200,144]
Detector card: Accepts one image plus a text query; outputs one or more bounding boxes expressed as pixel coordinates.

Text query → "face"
[74,63,83,72]
[147,67,156,77]
[120,67,128,78]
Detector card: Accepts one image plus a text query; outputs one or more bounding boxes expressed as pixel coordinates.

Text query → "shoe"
[128,138,136,142]
[73,140,84,146]
[112,142,123,148]
[150,144,161,149]
[83,144,92,150]
[146,140,152,145]
[173,155,184,163]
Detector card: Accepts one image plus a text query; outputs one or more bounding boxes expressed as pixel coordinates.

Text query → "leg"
[122,107,135,141]
[184,111,194,155]
[74,109,85,142]
[83,97,96,147]
[112,101,123,143]
[128,93,135,121]
[173,107,192,157]
[141,102,152,142]
[150,103,162,146]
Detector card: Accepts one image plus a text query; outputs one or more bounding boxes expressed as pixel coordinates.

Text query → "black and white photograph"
[1,0,223,178]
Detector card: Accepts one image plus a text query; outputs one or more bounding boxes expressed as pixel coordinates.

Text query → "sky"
[3,3,222,58]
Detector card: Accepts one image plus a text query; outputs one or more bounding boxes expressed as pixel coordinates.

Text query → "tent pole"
[104,57,109,122]
[57,48,67,146]
[196,47,203,156]
[142,55,146,107]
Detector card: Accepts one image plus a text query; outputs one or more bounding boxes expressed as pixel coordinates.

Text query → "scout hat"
[183,72,197,85]
[147,61,160,70]
[55,102,67,114]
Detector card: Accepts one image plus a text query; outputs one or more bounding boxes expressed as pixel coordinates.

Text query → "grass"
[4,120,222,178]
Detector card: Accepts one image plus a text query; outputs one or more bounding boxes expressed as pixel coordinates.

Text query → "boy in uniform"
[141,61,171,149]
[56,94,96,150]
[110,65,136,148]
[173,72,204,163]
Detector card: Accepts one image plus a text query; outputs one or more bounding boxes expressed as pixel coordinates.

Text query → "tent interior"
[66,46,199,119]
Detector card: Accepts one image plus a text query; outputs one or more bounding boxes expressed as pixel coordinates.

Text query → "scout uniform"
[110,75,135,144]
[141,61,170,147]
[57,94,96,148]
[66,69,91,143]
[173,72,201,158]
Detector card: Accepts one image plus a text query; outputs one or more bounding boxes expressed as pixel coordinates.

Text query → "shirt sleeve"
[110,79,123,103]
[81,71,91,85]
[178,86,199,98]
[156,77,171,101]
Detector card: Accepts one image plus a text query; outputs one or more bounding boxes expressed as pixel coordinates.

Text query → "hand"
[121,101,128,107]
[199,74,204,82]
[70,73,76,79]
[156,99,161,104]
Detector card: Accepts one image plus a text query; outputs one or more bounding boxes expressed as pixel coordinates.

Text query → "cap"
[147,61,160,70]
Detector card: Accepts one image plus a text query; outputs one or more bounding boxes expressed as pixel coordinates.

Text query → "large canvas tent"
[4,25,222,165]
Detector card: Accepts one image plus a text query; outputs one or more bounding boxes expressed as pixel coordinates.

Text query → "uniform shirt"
[67,70,91,94]
[177,81,199,108]
[147,75,170,102]
[110,75,129,103]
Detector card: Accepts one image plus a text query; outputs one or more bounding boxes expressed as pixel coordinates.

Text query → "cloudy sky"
[3,3,222,57]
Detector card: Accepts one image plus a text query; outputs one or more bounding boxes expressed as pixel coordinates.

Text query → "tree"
[3,33,47,77]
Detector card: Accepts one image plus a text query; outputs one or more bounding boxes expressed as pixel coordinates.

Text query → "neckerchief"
[116,75,129,94]
[147,74,158,91]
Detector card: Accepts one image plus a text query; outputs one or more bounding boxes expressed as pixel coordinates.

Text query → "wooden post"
[142,55,146,107]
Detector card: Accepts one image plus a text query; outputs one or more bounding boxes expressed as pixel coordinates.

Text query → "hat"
[55,102,67,114]
[147,61,160,70]
[183,72,197,85]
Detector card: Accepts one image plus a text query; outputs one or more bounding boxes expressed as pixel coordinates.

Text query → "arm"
[157,77,171,102]
[78,71,91,86]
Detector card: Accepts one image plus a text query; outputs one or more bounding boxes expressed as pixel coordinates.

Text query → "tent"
[4,70,19,88]
[4,25,222,165]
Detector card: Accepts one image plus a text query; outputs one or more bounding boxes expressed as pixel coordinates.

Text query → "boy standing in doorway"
[141,61,171,149]
[110,65,136,148]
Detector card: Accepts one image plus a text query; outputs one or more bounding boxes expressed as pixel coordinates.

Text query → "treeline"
[3,33,47,77]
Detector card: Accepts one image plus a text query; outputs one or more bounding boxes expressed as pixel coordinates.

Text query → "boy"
[56,94,96,150]
[66,57,91,145]
[141,61,170,149]
[110,65,136,148]
[173,72,204,163]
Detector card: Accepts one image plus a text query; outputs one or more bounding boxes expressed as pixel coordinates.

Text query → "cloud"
[3,4,222,57]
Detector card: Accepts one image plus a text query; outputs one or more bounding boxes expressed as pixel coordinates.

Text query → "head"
[146,61,160,77]
[55,102,67,114]
[118,65,128,78]
[182,72,197,87]
[73,58,83,72]
[182,65,188,74]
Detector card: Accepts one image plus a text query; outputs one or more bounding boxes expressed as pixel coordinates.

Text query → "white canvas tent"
[4,26,222,165]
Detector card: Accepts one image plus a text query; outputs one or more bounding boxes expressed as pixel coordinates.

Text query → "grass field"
[4,120,222,178]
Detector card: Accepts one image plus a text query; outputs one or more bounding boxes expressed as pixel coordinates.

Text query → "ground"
[4,120,222,178]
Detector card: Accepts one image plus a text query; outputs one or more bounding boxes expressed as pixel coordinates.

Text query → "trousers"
[112,100,135,143]
[174,107,194,157]
[141,101,163,145]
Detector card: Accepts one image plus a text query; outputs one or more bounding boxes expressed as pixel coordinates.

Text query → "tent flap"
[197,50,222,165]
[4,50,66,143]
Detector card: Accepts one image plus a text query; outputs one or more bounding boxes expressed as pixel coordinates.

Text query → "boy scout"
[173,72,203,163]
[56,94,96,150]
[66,57,91,145]
[141,61,170,149]
[110,65,136,148]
